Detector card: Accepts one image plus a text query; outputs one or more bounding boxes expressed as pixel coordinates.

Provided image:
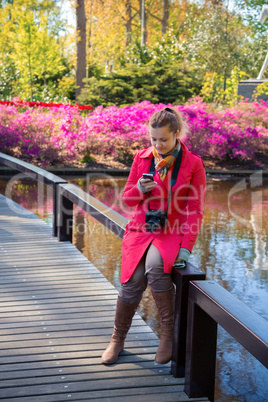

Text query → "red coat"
[121,141,206,283]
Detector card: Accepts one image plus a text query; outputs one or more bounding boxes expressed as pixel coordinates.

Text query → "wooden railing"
[0,153,68,237]
[185,281,268,402]
[1,151,267,402]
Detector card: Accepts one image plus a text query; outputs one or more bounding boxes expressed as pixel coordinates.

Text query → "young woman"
[102,107,206,365]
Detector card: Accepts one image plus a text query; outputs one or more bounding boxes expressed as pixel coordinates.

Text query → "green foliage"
[10,11,65,100]
[0,57,19,99]
[252,81,268,100]
[201,67,249,105]
[57,76,76,101]
[1,0,267,106]
[0,0,73,101]
[119,41,153,66]
[79,59,201,107]
[119,31,185,67]
[80,150,96,165]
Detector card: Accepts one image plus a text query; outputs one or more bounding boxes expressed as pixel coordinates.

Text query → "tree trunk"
[125,0,132,47]
[210,0,223,6]
[76,0,86,100]
[140,0,147,45]
[87,0,93,78]
[162,0,169,35]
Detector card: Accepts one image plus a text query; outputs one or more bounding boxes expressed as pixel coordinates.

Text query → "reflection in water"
[0,175,267,401]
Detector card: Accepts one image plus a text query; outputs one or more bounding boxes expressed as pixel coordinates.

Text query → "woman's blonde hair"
[149,107,188,138]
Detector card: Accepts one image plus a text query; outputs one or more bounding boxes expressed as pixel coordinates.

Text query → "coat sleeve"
[123,153,147,207]
[180,157,206,252]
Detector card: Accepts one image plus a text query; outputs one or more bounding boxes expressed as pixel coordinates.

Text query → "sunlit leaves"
[0,0,68,100]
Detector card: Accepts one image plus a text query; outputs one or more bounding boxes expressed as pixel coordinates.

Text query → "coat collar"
[140,140,189,167]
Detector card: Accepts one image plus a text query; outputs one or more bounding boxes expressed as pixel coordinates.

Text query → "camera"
[145,209,168,233]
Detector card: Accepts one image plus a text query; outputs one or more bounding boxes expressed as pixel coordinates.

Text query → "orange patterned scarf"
[152,140,181,181]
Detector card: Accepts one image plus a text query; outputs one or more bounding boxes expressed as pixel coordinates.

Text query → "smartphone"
[173,261,186,269]
[142,173,154,181]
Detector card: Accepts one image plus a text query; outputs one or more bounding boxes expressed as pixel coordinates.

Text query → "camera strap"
[148,146,183,215]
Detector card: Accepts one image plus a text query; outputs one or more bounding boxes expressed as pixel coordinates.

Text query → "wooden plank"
[0,318,147,336]
[0,385,193,402]
[0,314,138,330]
[0,300,120,312]
[0,309,118,323]
[0,290,118,302]
[0,280,110,289]
[0,267,103,276]
[0,374,182,398]
[0,360,167,380]
[0,339,160,357]
[0,353,164,373]
[0,296,119,309]
[0,326,154,343]
[0,274,104,285]
[0,305,118,317]
[0,333,159,351]
[0,345,159,365]
[0,367,175,388]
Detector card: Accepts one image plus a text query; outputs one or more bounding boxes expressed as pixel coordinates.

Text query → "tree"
[161,0,169,35]
[0,0,69,100]
[83,0,172,71]
[11,10,66,100]
[175,3,250,87]
[76,0,87,99]
[125,0,132,46]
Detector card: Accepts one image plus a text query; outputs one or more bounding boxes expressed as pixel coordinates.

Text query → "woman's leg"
[118,254,148,304]
[101,256,147,364]
[145,243,175,364]
[145,243,173,293]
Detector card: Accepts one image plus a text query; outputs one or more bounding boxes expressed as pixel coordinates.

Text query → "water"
[0,173,267,401]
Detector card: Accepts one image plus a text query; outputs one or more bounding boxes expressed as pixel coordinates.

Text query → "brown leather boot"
[152,287,175,364]
[101,297,139,365]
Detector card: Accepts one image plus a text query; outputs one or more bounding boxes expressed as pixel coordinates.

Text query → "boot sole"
[101,349,123,365]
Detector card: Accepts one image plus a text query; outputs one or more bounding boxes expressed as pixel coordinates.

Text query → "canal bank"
[1,165,268,179]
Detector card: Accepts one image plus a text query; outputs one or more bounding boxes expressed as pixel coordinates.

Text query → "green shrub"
[78,60,201,107]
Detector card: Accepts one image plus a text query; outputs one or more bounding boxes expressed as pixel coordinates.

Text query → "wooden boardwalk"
[0,194,208,402]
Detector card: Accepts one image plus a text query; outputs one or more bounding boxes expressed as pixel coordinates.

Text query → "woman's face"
[149,125,179,155]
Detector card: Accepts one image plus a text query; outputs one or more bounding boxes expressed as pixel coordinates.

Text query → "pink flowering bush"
[0,104,84,165]
[0,99,267,167]
[180,99,265,162]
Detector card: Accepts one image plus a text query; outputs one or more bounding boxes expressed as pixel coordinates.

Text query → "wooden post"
[171,263,206,377]
[52,183,57,237]
[184,301,218,402]
[57,189,73,243]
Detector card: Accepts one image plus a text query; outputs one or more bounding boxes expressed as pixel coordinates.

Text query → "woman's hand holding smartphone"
[140,173,157,191]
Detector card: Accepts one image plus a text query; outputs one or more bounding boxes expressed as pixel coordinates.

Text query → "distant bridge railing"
[1,151,267,402]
